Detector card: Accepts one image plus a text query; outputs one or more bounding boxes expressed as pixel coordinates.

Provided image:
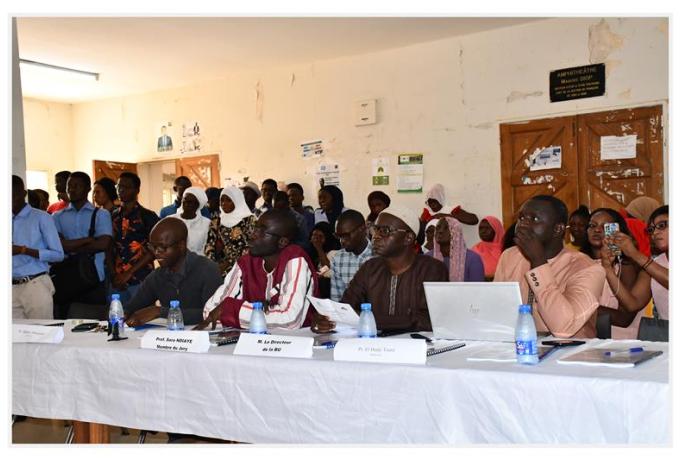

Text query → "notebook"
[427,341,466,357]
[424,282,522,342]
[557,348,663,368]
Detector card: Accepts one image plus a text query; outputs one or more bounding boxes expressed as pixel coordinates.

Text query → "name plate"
[140,330,210,353]
[334,338,426,365]
[233,333,313,359]
[13,324,64,344]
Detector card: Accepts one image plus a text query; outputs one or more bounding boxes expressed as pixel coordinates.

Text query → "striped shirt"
[330,240,374,301]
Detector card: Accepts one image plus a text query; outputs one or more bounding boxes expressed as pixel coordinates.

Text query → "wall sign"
[550,64,605,102]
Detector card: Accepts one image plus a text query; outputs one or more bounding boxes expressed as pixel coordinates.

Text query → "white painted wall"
[23,17,668,245]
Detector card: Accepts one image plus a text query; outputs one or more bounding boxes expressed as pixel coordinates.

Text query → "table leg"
[72,421,110,443]
[72,421,89,443]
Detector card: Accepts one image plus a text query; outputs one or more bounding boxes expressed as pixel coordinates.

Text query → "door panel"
[93,160,137,182]
[175,154,220,188]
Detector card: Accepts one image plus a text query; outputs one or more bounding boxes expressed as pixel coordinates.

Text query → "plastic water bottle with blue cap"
[515,303,538,364]
[357,303,377,338]
[249,302,268,334]
[167,300,184,331]
[108,293,126,338]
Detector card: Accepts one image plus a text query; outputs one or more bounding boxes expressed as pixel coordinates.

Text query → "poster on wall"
[156,122,175,153]
[180,121,202,155]
[371,157,390,185]
[600,135,637,160]
[527,145,562,171]
[397,153,424,193]
[315,163,340,188]
[301,140,324,158]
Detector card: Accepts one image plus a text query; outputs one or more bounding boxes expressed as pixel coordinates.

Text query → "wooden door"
[93,160,137,182]
[175,154,220,188]
[500,116,579,228]
[577,105,663,211]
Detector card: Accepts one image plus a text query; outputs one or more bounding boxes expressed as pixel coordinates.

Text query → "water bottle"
[167,300,184,331]
[249,302,268,334]
[108,293,125,338]
[357,303,377,338]
[515,303,538,364]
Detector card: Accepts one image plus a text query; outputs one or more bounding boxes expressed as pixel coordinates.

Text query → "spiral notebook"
[427,341,466,357]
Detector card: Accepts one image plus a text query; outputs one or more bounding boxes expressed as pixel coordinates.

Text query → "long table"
[12,321,670,444]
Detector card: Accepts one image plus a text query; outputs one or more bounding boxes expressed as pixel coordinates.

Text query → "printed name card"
[233,333,313,359]
[13,324,64,344]
[334,338,427,365]
[140,330,210,353]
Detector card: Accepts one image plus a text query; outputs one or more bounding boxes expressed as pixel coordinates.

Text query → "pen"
[410,333,433,343]
[320,341,337,349]
[604,347,644,356]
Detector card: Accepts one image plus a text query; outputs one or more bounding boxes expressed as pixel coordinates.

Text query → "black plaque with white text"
[550,64,605,102]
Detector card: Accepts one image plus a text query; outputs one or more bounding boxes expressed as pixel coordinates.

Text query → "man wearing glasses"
[315,205,448,333]
[198,209,319,330]
[329,209,374,302]
[124,218,222,327]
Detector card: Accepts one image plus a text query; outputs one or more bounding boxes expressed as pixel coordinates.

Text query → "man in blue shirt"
[53,171,113,318]
[159,176,211,219]
[12,175,64,319]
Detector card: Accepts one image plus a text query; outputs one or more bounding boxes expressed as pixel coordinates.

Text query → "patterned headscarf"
[432,217,467,282]
[471,216,505,278]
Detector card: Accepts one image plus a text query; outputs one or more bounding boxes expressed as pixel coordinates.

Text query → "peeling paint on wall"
[459,45,466,106]
[618,88,632,99]
[469,122,494,130]
[589,19,624,64]
[506,90,543,103]
[521,174,555,185]
[604,59,622,78]
[290,73,296,87]
[255,80,263,122]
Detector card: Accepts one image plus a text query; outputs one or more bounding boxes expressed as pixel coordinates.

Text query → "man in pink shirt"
[494,195,605,338]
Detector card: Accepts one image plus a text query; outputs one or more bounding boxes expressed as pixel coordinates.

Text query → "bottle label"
[515,339,537,356]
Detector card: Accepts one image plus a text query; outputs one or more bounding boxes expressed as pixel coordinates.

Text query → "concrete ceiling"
[17,17,542,103]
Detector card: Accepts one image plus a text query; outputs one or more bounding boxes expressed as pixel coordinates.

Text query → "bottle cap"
[170,300,180,309]
[518,304,532,314]
[111,294,120,301]
[253,302,263,310]
[360,303,372,311]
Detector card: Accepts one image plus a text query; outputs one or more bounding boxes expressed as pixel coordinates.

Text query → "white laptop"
[423,282,522,342]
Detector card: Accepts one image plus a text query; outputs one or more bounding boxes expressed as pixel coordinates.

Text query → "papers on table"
[306,295,359,329]
[465,343,517,363]
[13,324,64,344]
[557,347,663,368]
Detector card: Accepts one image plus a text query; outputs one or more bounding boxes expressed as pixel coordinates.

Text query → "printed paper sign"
[234,333,313,359]
[13,324,64,344]
[140,330,210,353]
[301,140,324,158]
[397,153,424,193]
[334,338,427,365]
[600,135,637,160]
[372,157,390,185]
[315,163,340,188]
[527,146,562,171]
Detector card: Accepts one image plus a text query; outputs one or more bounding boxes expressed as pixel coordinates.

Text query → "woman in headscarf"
[314,185,347,228]
[423,218,439,252]
[471,216,505,280]
[169,186,211,255]
[204,186,257,276]
[426,217,484,282]
[366,190,391,226]
[619,196,660,257]
[308,221,341,298]
[420,183,478,225]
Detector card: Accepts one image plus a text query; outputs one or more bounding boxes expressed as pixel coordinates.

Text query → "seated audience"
[112,172,159,305]
[287,182,315,236]
[47,170,71,214]
[502,220,517,251]
[27,189,42,210]
[125,218,222,327]
[494,195,605,338]
[423,219,438,252]
[315,206,448,333]
[330,210,374,302]
[205,187,222,223]
[471,215,505,280]
[240,181,261,214]
[314,185,347,228]
[618,196,660,258]
[12,175,64,319]
[420,183,478,225]
[160,176,191,218]
[199,210,319,330]
[565,205,589,251]
[580,208,640,339]
[52,172,113,318]
[256,178,277,217]
[92,177,118,213]
[309,222,340,298]
[602,205,668,323]
[366,191,391,226]
[168,186,211,255]
[274,190,309,244]
[204,186,257,276]
[427,217,485,282]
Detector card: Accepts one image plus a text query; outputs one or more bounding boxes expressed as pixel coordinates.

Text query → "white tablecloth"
[12,321,669,444]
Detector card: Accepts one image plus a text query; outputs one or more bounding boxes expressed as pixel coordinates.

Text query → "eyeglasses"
[646,220,668,234]
[517,214,541,224]
[334,224,364,241]
[147,240,180,253]
[368,224,409,238]
[250,225,282,239]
